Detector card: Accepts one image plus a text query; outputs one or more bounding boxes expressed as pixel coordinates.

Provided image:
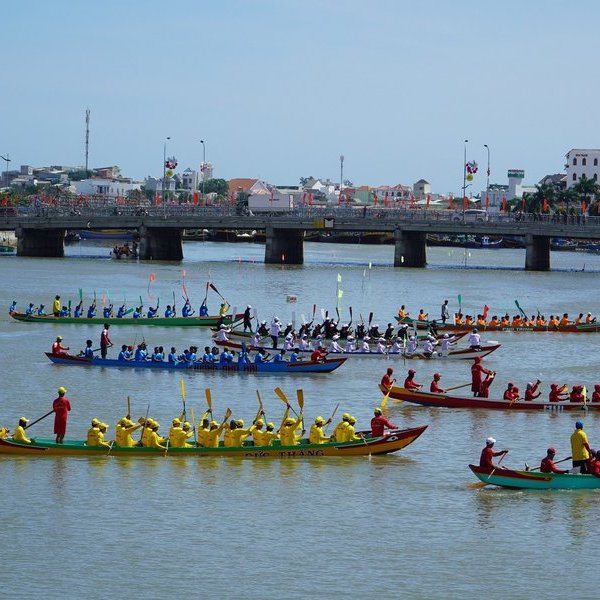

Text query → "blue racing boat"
[45,352,345,374]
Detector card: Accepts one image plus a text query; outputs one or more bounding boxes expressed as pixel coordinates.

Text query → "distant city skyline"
[3,0,599,194]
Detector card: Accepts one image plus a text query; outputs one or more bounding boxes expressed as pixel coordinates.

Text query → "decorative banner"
[165,157,178,170]
[166,169,173,178]
[465,161,478,175]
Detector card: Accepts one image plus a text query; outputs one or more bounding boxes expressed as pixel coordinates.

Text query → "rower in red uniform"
[310,347,327,362]
[51,335,69,356]
[540,448,569,474]
[479,371,496,398]
[370,407,398,437]
[430,373,445,393]
[503,383,519,402]
[548,383,568,402]
[589,450,600,477]
[381,368,395,392]
[569,385,585,403]
[471,357,492,397]
[52,386,72,444]
[524,380,541,401]
[592,385,600,403]
[479,437,508,469]
[404,369,422,391]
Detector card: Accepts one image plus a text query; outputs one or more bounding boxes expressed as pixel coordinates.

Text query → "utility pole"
[85,109,90,173]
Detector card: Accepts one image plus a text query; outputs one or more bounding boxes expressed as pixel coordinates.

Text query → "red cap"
[547,447,556,454]
[433,373,441,379]
[408,369,416,375]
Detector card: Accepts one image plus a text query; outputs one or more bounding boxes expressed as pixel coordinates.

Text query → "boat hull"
[0,426,427,458]
[380,385,595,412]
[469,464,600,490]
[45,353,346,374]
[215,339,500,360]
[11,312,244,327]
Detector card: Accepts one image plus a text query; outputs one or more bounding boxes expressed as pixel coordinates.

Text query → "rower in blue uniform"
[147,305,158,318]
[87,301,96,318]
[168,347,179,364]
[25,303,35,316]
[199,300,209,316]
[80,339,94,359]
[289,348,301,363]
[74,301,83,318]
[116,304,126,318]
[59,305,69,317]
[164,305,175,318]
[202,346,214,363]
[134,343,148,361]
[37,304,46,316]
[182,299,194,317]
[272,349,287,363]
[133,306,142,319]
[9,300,16,313]
[118,344,132,361]
[103,304,113,318]
[254,348,268,364]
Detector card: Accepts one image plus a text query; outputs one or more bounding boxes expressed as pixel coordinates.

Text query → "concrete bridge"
[1,204,598,270]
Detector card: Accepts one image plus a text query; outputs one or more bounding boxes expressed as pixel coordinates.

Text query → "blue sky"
[4,1,599,194]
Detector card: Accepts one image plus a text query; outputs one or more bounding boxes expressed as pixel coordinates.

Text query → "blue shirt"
[26,306,34,315]
[83,347,94,359]
[199,304,209,316]
[118,350,130,361]
[202,352,214,363]
[182,305,192,317]
[237,352,249,365]
[37,308,46,316]
[134,348,146,361]
[133,310,141,319]
[254,353,266,364]
[103,307,112,318]
[147,308,157,318]
[168,352,178,364]
[289,352,300,363]
[164,309,174,318]
[152,352,164,362]
[9,302,16,313]
[117,306,126,318]
[74,305,82,318]
[87,307,96,318]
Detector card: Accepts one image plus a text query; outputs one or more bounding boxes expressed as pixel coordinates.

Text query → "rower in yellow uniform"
[398,305,408,319]
[223,420,236,447]
[219,302,230,317]
[13,417,32,444]
[115,417,142,447]
[181,421,194,446]
[168,418,184,446]
[488,316,499,327]
[280,409,304,446]
[332,413,351,442]
[309,416,331,444]
[465,315,473,326]
[231,419,256,446]
[344,415,362,442]
[146,422,167,449]
[86,418,101,445]
[252,419,267,446]
[204,419,228,448]
[476,315,486,327]
[141,418,155,446]
[197,412,211,446]
[96,423,111,448]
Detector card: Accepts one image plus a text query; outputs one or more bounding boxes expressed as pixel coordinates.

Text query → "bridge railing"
[2,202,599,228]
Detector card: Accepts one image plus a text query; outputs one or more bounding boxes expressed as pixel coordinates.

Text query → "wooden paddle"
[139,404,150,445]
[525,456,571,472]
[324,402,340,432]
[209,282,226,301]
[381,380,396,408]
[24,409,55,429]
[444,382,471,393]
[514,299,527,319]
[205,388,212,412]
[274,386,300,418]
[296,389,305,430]
[255,390,265,423]
[127,395,131,417]
[191,407,197,445]
[467,451,509,488]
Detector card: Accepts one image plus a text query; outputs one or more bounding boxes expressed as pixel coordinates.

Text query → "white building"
[72,178,142,198]
[479,169,535,210]
[413,179,431,200]
[181,168,198,191]
[200,162,213,181]
[144,176,176,194]
[565,149,600,188]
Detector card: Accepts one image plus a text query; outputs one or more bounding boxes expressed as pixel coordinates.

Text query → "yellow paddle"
[205,388,212,412]
[444,382,471,393]
[381,386,393,408]
[274,386,300,418]
[180,379,187,421]
[191,407,197,445]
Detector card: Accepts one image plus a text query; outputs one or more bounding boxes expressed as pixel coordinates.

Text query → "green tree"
[203,178,228,196]
[555,188,577,213]
[572,174,599,206]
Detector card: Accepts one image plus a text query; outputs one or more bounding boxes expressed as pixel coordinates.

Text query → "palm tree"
[573,174,600,208]
[525,182,556,213]
[555,188,577,214]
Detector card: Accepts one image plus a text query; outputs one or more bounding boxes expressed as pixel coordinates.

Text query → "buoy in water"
[286,295,297,303]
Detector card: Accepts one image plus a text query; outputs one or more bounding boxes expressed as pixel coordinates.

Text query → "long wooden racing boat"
[214,339,500,360]
[379,385,596,412]
[10,311,244,327]
[46,352,346,374]
[469,464,600,490]
[396,316,600,333]
[0,426,427,458]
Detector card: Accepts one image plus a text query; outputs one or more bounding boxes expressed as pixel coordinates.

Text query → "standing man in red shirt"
[370,407,398,437]
[471,357,492,397]
[479,437,508,469]
[100,323,113,359]
[381,368,395,392]
[53,386,72,444]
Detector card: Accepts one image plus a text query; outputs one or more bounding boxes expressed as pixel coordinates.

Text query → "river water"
[1,240,599,599]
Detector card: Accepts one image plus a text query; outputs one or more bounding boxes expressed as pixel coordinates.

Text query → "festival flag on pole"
[542,198,549,212]
[426,194,430,208]
[582,200,587,214]
[384,191,389,207]
[501,197,507,212]
[308,192,313,206]
[483,304,489,319]
[155,192,161,205]
[448,194,454,210]
[485,194,489,210]
[192,191,199,205]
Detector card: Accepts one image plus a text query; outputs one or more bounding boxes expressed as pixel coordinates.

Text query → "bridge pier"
[525,234,550,271]
[394,229,427,267]
[138,227,183,260]
[16,227,65,257]
[265,227,304,264]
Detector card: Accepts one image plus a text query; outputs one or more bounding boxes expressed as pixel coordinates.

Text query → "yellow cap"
[172,418,181,425]
[91,418,100,426]
[266,422,275,429]
[100,423,108,429]
[183,421,191,428]
[285,417,295,425]
[315,416,325,425]
[19,416,29,423]
[342,412,350,420]
[255,419,264,427]
[58,386,67,394]
[236,419,244,427]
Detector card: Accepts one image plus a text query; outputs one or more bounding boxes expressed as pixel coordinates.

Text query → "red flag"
[483,304,489,319]
[582,200,587,213]
[155,192,161,205]
[373,191,378,206]
[308,193,313,206]
[485,194,489,210]
[542,198,549,212]
[426,194,430,207]
[448,195,454,210]
[501,197,507,211]
[193,191,199,205]
[1,197,7,207]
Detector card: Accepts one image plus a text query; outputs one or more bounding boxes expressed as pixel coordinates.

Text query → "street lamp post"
[462,139,468,219]
[162,137,170,215]
[484,144,490,211]
[200,140,206,199]
[340,154,344,202]
[0,153,10,187]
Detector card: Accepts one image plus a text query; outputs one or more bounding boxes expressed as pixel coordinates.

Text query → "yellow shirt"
[344,425,361,442]
[332,421,349,442]
[280,417,302,446]
[169,425,183,446]
[87,426,100,446]
[147,430,166,449]
[309,424,329,444]
[13,425,31,444]
[204,424,226,448]
[570,429,590,461]
[116,423,141,447]
[52,299,61,314]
